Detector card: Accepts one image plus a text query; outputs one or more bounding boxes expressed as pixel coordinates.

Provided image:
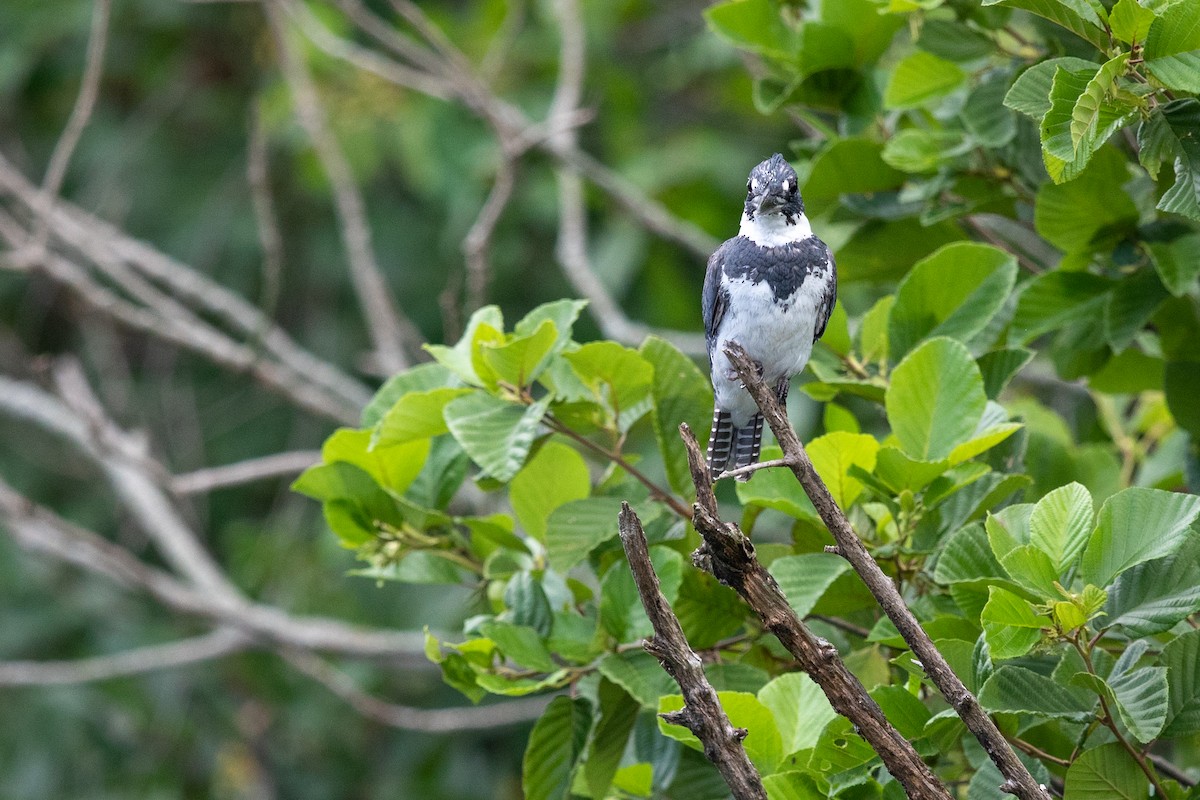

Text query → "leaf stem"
[544,414,693,520]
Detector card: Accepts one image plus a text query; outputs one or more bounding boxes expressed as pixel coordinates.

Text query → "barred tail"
[732,414,764,481]
[706,409,734,480]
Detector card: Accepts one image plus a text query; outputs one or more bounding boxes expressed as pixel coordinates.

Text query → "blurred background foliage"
[2,0,1199,798]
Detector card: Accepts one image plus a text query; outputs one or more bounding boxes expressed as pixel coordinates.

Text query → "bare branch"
[0,153,371,418]
[0,475,430,663]
[247,106,285,325]
[618,503,766,800]
[284,649,551,732]
[29,0,112,252]
[172,450,321,495]
[0,629,249,686]
[266,0,422,375]
[722,340,1051,800]
[461,155,516,316]
[679,423,953,800]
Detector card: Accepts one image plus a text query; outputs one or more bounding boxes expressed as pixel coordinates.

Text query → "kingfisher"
[703,153,837,481]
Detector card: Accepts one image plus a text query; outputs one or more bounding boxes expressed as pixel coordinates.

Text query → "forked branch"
[721,340,1051,800]
[617,503,765,800]
[678,425,952,800]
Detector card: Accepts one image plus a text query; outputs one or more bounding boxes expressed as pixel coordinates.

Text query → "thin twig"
[29,0,112,252]
[266,0,421,375]
[716,457,794,482]
[678,424,953,800]
[545,415,692,519]
[723,340,1050,800]
[246,106,285,330]
[0,629,249,686]
[0,475,430,662]
[284,649,550,732]
[172,450,321,495]
[617,504,766,800]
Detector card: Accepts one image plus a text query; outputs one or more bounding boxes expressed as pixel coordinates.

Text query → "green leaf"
[982,0,1108,49]
[806,431,878,508]
[883,50,966,109]
[675,569,746,649]
[545,497,630,572]
[1166,360,1200,437]
[981,586,1045,659]
[515,299,587,350]
[736,446,819,521]
[978,664,1094,718]
[886,337,987,460]
[999,544,1061,600]
[917,18,996,62]
[1004,57,1100,120]
[1041,68,1138,184]
[962,73,1018,147]
[704,0,800,58]
[948,421,1022,466]
[1109,0,1157,43]
[872,446,950,493]
[1029,481,1093,572]
[758,672,838,757]
[563,342,654,430]
[888,242,1019,361]
[442,393,549,482]
[509,441,590,542]
[361,362,453,427]
[762,771,824,800]
[1080,487,1200,586]
[505,572,553,636]
[424,305,504,387]
[585,679,640,799]
[658,692,783,773]
[597,651,677,710]
[770,553,854,619]
[319,427,430,495]
[1153,99,1200,221]
[881,129,967,173]
[1070,54,1131,153]
[1109,665,1169,743]
[859,294,894,366]
[1162,629,1200,736]
[802,138,906,207]
[523,696,592,800]
[1104,267,1170,351]
[373,387,471,447]
[1009,271,1113,345]
[1148,233,1200,296]
[1063,743,1148,799]
[1105,542,1200,636]
[1145,2,1200,93]
[600,546,682,642]
[479,318,559,389]
[641,336,713,501]
[478,620,556,672]
[934,522,1007,586]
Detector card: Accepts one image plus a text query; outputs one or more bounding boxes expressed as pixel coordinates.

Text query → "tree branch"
[678,423,953,800]
[265,0,422,375]
[171,450,320,495]
[0,629,249,686]
[283,649,550,733]
[722,340,1051,800]
[617,503,766,800]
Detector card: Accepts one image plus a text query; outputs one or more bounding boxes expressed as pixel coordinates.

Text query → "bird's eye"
[782,179,792,194]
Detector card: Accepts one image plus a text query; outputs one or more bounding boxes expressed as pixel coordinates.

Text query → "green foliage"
[282,0,1200,796]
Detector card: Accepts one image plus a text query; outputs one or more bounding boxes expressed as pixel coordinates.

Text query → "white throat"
[739,210,813,247]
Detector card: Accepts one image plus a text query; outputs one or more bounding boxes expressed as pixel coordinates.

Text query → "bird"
[702,153,837,482]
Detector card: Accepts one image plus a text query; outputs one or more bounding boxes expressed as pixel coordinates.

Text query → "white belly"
[711,275,822,426]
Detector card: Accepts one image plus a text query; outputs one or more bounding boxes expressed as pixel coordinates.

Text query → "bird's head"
[743,153,803,222]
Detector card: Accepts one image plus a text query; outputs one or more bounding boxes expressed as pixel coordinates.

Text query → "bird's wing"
[813,244,837,343]
[702,243,730,358]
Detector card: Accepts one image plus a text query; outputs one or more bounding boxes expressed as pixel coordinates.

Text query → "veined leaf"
[1162,629,1200,736]
[978,664,1094,718]
[1029,481,1093,572]
[641,336,713,502]
[770,553,853,619]
[1070,54,1130,153]
[982,0,1109,49]
[509,441,590,541]
[883,51,966,109]
[1063,743,1147,799]
[886,337,987,461]
[1009,271,1113,344]
[1145,1,1200,93]
[443,393,549,482]
[806,431,878,508]
[658,692,783,774]
[522,696,592,800]
[1109,0,1157,44]
[1080,486,1200,586]
[1004,57,1100,120]
[981,586,1045,659]
[758,672,838,757]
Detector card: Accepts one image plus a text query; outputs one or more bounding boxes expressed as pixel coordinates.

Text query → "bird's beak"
[753,194,768,214]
